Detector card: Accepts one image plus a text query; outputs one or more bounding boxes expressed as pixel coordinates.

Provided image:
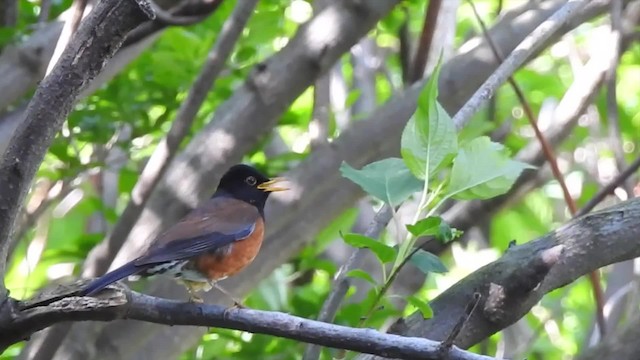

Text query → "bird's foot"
[210,282,246,308]
[231,299,245,309]
[189,295,204,303]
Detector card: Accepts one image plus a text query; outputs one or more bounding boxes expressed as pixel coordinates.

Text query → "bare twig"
[38,0,52,23]
[411,0,442,82]
[0,0,18,26]
[439,293,482,353]
[308,0,333,149]
[399,7,412,85]
[149,0,210,26]
[82,0,258,278]
[12,180,73,252]
[452,0,589,129]
[578,155,640,217]
[303,204,393,360]
[605,0,632,194]
[122,0,223,47]
[0,0,153,299]
[45,0,89,74]
[466,0,607,338]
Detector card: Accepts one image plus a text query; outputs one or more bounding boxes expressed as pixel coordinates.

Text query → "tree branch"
[410,0,442,82]
[12,198,640,359]
[45,0,89,75]
[467,0,608,338]
[6,288,494,360]
[358,197,640,360]
[452,0,589,129]
[0,0,153,299]
[303,204,393,360]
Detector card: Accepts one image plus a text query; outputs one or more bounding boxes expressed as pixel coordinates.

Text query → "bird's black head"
[214,164,287,213]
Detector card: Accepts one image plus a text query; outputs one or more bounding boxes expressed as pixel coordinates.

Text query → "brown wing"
[134,197,261,266]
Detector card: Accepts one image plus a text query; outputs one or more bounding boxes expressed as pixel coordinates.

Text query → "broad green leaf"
[346,269,377,285]
[447,137,534,200]
[342,233,397,264]
[409,249,448,274]
[401,61,457,180]
[407,295,433,319]
[406,216,442,237]
[340,158,422,206]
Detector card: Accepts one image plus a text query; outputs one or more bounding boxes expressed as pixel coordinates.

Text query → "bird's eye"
[245,176,257,186]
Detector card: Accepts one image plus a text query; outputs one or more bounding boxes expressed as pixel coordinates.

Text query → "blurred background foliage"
[1,0,639,359]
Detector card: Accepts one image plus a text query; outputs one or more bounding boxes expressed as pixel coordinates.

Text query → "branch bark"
[303,205,394,360]
[410,0,442,82]
[0,0,153,299]
[357,197,640,360]
[10,198,640,359]
[4,289,494,360]
[452,0,589,129]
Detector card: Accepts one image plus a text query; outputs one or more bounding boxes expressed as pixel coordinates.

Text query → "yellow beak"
[257,177,289,192]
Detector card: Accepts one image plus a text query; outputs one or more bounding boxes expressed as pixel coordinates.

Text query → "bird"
[80,164,287,304]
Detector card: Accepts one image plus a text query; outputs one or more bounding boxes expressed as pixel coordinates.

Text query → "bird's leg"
[210,281,245,308]
[181,280,204,303]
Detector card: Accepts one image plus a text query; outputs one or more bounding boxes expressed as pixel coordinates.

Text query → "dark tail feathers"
[81,262,139,296]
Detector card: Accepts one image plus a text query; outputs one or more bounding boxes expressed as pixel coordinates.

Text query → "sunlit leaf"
[406,216,442,237]
[407,295,433,319]
[446,136,535,200]
[409,249,448,274]
[346,269,377,285]
[340,158,422,206]
[342,233,396,264]
[401,61,457,180]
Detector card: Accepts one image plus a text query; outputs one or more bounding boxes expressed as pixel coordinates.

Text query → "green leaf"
[342,233,397,264]
[447,137,535,200]
[401,61,457,180]
[345,89,362,108]
[346,269,377,285]
[407,295,433,319]
[406,216,442,237]
[340,158,422,206]
[409,249,448,274]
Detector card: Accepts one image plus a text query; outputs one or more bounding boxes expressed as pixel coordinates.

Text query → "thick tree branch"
[358,198,640,360]
[12,198,640,359]
[0,0,153,298]
[4,289,494,360]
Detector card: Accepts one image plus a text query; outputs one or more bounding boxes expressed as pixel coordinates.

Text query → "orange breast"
[194,218,265,281]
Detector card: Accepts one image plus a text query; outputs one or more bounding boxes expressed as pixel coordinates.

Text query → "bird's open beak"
[257,177,289,192]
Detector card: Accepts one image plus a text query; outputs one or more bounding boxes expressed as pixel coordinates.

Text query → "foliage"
[1,0,639,359]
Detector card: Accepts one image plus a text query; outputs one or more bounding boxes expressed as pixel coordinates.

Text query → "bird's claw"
[189,295,204,303]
